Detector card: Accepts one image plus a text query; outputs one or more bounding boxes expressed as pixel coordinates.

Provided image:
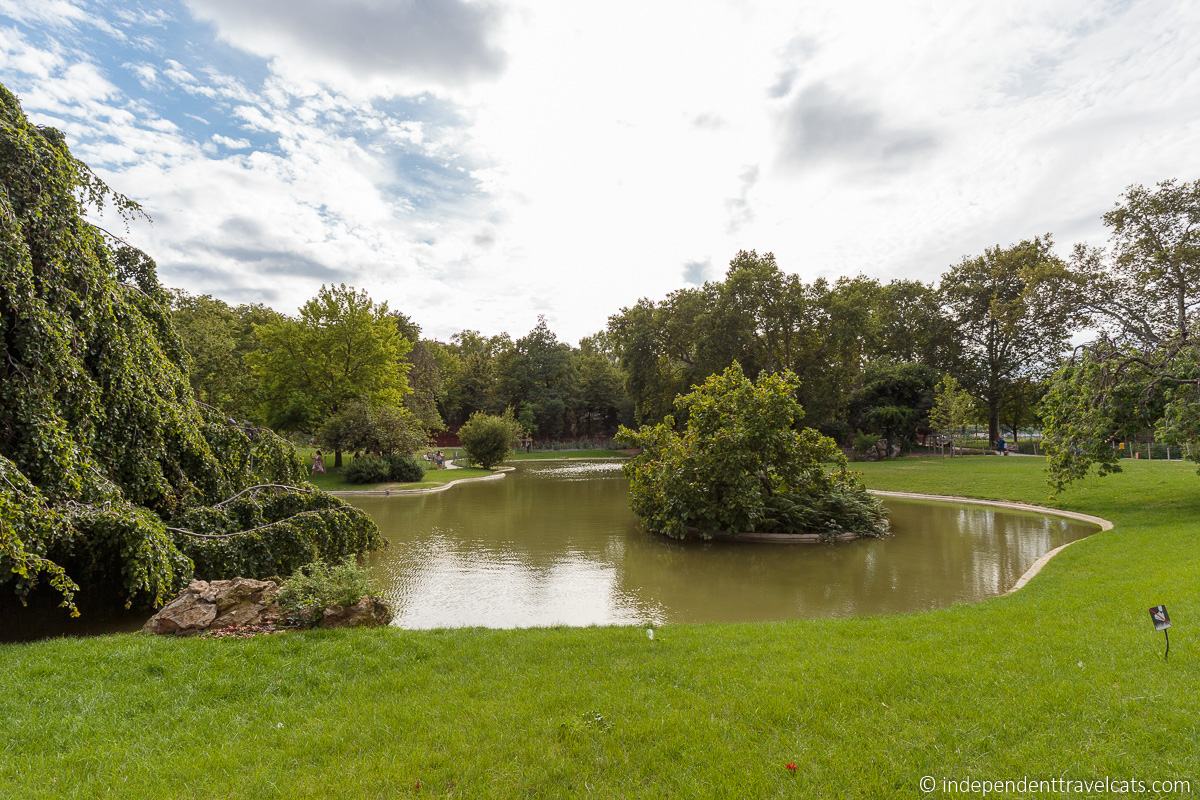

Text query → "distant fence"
[922,427,1192,460]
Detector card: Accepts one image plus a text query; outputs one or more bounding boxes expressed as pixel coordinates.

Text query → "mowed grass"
[3,457,1199,798]
[294,447,493,492]
[506,448,630,461]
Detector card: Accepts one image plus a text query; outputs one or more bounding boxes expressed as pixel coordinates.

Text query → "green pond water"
[1,461,1100,641]
[352,462,1099,628]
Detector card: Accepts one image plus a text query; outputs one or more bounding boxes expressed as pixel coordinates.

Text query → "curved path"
[328,466,514,497]
[869,489,1115,595]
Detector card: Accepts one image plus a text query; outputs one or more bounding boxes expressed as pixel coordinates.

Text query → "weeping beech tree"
[0,85,380,616]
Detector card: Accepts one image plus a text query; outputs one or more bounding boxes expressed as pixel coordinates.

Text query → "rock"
[320,596,392,628]
[212,600,279,629]
[143,577,282,635]
[212,577,277,613]
[144,578,389,635]
[142,584,219,635]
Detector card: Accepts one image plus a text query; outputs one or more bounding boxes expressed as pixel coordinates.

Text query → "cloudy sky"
[2,1,1199,342]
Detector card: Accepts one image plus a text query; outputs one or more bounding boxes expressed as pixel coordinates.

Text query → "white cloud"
[0,0,123,38]
[183,0,505,98]
[4,0,1200,345]
[124,61,156,87]
[206,133,249,150]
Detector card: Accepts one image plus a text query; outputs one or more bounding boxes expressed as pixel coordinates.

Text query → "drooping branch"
[166,508,332,540]
[213,483,315,509]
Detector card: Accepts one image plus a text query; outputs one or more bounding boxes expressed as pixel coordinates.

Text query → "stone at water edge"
[143,577,281,635]
[320,596,392,628]
[142,589,218,635]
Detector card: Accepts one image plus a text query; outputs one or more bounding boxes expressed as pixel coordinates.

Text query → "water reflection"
[353,464,1099,628]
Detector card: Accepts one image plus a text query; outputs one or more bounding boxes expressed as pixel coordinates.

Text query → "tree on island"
[317,401,427,461]
[617,364,889,541]
[251,284,413,466]
[0,84,379,615]
[1042,179,1200,489]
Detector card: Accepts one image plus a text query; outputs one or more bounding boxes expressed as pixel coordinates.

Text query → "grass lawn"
[3,457,1199,798]
[294,447,493,492]
[506,448,630,461]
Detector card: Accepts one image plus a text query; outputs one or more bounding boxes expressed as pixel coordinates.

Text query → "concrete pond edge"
[328,466,515,497]
[868,489,1115,595]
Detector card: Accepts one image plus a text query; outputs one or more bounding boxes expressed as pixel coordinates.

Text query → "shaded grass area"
[293,447,493,492]
[3,458,1199,798]
[308,465,494,493]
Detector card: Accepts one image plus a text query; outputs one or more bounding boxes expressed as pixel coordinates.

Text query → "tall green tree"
[847,361,938,456]
[440,330,510,427]
[1042,179,1200,489]
[390,314,451,433]
[573,337,632,437]
[495,317,577,439]
[251,284,411,464]
[0,84,377,613]
[170,291,282,423]
[939,236,1080,445]
[928,374,978,456]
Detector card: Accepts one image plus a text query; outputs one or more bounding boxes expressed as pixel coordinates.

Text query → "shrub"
[385,454,425,482]
[344,455,391,484]
[318,402,427,458]
[617,363,890,541]
[852,430,881,458]
[174,490,382,580]
[459,411,523,469]
[277,557,372,623]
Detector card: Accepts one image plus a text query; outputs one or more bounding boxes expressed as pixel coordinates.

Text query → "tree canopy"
[1042,179,1200,489]
[0,85,378,615]
[251,283,412,434]
[938,236,1081,445]
[606,251,957,438]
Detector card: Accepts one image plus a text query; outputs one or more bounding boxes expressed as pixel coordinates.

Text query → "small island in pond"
[618,364,890,543]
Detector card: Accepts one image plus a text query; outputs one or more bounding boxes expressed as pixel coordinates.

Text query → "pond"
[353,461,1100,628]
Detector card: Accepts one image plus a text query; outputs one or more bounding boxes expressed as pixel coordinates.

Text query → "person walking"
[312,449,326,474]
[997,436,1008,456]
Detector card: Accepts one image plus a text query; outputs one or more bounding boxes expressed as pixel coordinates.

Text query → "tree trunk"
[334,449,343,468]
[988,401,1000,450]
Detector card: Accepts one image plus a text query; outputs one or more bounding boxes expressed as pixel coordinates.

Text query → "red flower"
[786,762,797,774]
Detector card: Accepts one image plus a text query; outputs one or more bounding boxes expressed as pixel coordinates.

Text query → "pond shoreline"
[867,489,1114,530]
[326,457,630,497]
[677,492,1111,556]
[332,473,1115,593]
[867,489,1114,595]
[338,468,1112,601]
[328,466,515,496]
